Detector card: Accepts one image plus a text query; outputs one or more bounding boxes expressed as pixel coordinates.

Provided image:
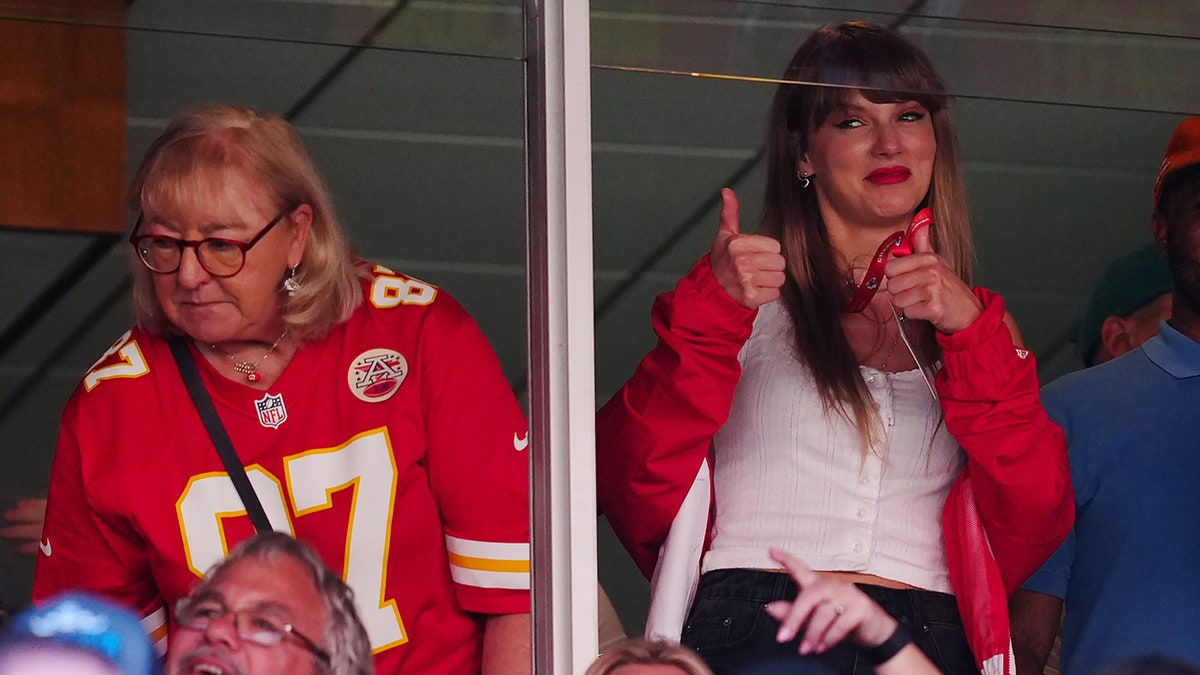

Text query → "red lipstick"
[866,166,911,185]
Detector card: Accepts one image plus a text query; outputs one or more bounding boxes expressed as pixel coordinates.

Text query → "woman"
[35,106,531,675]
[596,22,1073,675]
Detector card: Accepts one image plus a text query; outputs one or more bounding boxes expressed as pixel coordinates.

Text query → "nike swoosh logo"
[39,538,52,557]
[513,432,529,452]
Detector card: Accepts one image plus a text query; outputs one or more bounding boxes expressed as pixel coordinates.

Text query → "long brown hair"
[761,22,975,449]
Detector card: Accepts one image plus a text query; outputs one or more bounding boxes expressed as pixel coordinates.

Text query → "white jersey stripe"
[449,566,531,590]
[140,604,168,656]
[444,534,529,561]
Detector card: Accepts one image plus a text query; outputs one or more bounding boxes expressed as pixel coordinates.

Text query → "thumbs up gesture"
[709,188,787,309]
[883,220,983,334]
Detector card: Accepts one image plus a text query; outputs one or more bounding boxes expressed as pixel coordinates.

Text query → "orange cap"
[1155,116,1200,212]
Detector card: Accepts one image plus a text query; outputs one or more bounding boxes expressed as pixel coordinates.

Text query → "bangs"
[783,23,947,135]
[132,131,258,220]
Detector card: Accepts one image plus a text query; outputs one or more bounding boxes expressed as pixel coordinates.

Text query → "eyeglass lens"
[176,599,330,664]
[130,208,289,278]
[136,237,247,276]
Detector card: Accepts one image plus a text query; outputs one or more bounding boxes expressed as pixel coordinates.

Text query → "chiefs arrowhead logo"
[348,349,408,403]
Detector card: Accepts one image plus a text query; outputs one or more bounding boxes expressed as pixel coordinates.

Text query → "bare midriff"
[813,570,918,590]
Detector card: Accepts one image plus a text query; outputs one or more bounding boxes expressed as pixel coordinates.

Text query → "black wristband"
[860,622,913,666]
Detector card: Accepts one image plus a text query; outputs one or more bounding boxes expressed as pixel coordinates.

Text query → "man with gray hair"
[166,532,373,675]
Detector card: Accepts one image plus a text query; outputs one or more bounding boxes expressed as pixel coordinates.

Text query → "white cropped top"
[701,301,964,593]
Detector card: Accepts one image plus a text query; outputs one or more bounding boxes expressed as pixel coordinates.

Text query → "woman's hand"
[709,188,787,309]
[1,498,47,556]
[883,224,982,334]
[764,548,898,655]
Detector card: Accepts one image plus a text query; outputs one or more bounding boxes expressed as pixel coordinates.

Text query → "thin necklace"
[876,328,899,371]
[859,304,899,372]
[208,330,288,383]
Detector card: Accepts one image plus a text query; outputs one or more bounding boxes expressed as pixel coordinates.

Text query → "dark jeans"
[680,568,976,675]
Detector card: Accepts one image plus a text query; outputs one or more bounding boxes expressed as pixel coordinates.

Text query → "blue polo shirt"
[1023,321,1200,674]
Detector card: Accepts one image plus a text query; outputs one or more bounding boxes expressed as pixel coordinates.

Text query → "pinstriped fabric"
[701,301,963,593]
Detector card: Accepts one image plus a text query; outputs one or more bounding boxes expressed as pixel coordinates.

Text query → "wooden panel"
[0,2,126,233]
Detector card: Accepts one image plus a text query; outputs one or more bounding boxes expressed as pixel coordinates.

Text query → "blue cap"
[2,592,161,675]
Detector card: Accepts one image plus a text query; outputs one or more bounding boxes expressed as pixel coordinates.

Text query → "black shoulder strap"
[168,335,273,533]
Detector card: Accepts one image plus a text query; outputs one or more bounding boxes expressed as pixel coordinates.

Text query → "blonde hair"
[128,105,368,341]
[585,639,714,675]
[761,22,974,451]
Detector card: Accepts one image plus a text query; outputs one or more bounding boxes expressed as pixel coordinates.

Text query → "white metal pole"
[525,0,598,673]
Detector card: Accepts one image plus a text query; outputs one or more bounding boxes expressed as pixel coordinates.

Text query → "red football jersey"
[35,266,531,674]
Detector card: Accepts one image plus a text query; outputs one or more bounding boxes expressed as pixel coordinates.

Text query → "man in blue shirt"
[1011,116,1200,675]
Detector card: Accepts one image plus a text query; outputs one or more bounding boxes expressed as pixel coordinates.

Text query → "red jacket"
[596,256,1073,674]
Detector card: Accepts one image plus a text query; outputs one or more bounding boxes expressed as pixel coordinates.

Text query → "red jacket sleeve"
[595,256,757,578]
[936,287,1074,594]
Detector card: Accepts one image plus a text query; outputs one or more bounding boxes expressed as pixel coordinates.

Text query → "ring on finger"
[829,601,845,615]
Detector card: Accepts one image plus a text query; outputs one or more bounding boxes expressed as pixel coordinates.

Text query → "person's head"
[166,532,373,675]
[128,105,366,344]
[1153,116,1200,328]
[584,639,713,675]
[1076,243,1173,366]
[0,592,160,675]
[759,22,970,449]
[764,21,972,283]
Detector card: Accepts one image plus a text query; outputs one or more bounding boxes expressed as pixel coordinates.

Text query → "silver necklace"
[876,324,900,371]
[208,330,288,383]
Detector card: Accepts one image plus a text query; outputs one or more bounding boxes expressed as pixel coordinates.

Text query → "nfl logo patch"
[348,348,408,403]
[254,393,288,429]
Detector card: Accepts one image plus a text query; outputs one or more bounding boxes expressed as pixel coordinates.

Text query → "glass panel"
[0,2,528,632]
[0,0,524,59]
[591,0,1198,635]
[591,0,1200,111]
